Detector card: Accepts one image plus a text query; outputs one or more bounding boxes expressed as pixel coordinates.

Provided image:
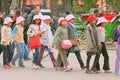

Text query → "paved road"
[0,48,120,80]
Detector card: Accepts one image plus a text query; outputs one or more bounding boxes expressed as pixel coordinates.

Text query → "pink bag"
[62,40,72,49]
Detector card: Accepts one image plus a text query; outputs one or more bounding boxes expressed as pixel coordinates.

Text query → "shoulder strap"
[58,35,62,42]
[68,23,74,28]
[39,26,40,31]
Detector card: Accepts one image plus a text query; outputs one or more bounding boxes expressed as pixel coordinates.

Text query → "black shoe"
[104,70,112,73]
[91,68,98,73]
[19,65,25,68]
[81,66,86,70]
[38,63,45,68]
[86,70,95,74]
[38,64,45,68]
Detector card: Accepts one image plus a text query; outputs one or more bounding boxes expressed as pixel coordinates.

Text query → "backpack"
[112,27,119,42]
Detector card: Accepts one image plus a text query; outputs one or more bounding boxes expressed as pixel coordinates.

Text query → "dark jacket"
[66,23,76,39]
[66,22,80,52]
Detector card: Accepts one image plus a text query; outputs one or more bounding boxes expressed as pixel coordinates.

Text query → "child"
[85,15,101,73]
[38,15,56,68]
[64,14,85,70]
[11,16,26,67]
[115,25,120,75]
[27,15,42,69]
[1,17,13,69]
[96,17,111,73]
[52,17,72,71]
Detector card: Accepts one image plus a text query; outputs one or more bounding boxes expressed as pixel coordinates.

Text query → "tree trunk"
[50,0,57,16]
[64,0,73,13]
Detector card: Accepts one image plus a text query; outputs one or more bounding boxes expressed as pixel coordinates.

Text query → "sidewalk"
[106,43,116,50]
[0,49,119,80]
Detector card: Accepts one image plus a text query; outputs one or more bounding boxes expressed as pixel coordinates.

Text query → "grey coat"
[85,24,100,53]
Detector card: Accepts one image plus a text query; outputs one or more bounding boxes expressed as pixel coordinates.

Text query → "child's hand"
[38,31,41,35]
[52,45,55,48]
[41,30,46,34]
[14,38,18,43]
[34,33,39,36]
[99,43,102,49]
[3,42,8,46]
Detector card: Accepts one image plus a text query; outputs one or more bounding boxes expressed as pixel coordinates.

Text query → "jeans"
[115,44,120,73]
[23,45,29,59]
[12,43,25,65]
[32,48,40,65]
[2,44,13,65]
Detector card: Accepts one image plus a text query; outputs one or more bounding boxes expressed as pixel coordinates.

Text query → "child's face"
[35,19,41,24]
[90,19,96,25]
[44,19,51,24]
[60,20,67,27]
[69,18,76,23]
[20,21,25,26]
[101,22,107,27]
[7,22,12,27]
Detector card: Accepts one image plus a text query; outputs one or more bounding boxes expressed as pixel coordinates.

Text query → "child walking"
[96,17,111,73]
[11,16,26,67]
[115,25,120,75]
[85,15,101,74]
[65,14,85,70]
[27,15,42,69]
[38,15,56,68]
[52,17,72,71]
[1,17,13,69]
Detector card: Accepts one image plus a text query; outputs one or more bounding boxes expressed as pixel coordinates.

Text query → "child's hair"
[59,22,62,26]
[32,19,41,25]
[59,21,65,26]
[16,9,22,18]
[97,23,101,27]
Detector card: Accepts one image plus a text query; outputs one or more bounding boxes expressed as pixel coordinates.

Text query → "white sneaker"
[64,66,73,72]
[36,65,40,69]
[33,64,38,69]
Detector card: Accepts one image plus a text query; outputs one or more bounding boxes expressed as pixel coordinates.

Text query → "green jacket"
[53,26,68,45]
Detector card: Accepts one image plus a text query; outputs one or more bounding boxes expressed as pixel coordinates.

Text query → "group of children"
[1,16,26,69]
[0,13,120,75]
